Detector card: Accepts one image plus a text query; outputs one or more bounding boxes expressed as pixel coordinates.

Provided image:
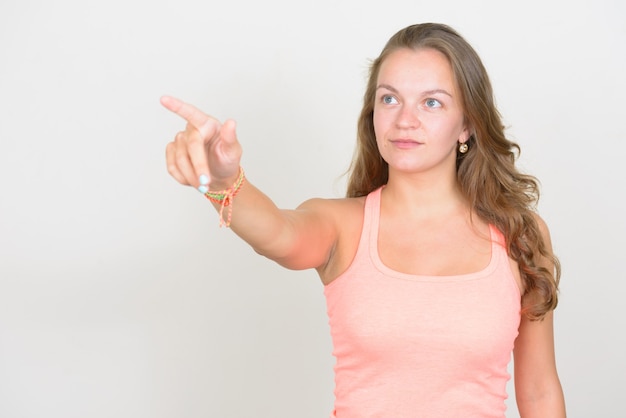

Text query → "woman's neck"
[382,169,468,220]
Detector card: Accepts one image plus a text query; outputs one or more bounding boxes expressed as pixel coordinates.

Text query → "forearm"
[206,177,297,259]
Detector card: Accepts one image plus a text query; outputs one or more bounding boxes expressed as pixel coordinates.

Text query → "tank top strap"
[359,187,383,259]
[488,224,508,256]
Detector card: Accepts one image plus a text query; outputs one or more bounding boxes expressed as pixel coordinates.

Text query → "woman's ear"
[459,126,472,143]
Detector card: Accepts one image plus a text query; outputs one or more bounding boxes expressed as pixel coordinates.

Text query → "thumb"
[220,119,238,146]
[211,118,242,178]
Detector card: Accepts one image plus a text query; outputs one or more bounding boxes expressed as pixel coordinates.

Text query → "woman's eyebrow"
[422,89,453,98]
[376,84,453,98]
[376,83,398,93]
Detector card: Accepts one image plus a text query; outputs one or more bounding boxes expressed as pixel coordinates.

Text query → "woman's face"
[373,47,469,177]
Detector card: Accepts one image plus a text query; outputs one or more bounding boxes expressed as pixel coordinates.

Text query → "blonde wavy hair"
[347,23,560,320]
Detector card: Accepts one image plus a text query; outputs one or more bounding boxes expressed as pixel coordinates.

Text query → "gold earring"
[459,142,469,153]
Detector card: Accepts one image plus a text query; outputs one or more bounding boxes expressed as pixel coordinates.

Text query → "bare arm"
[513,215,566,417]
[161,96,337,271]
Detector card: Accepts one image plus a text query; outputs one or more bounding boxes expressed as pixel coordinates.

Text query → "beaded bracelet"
[203,167,245,227]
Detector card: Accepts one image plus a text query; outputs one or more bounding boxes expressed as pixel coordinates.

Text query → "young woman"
[162,23,565,417]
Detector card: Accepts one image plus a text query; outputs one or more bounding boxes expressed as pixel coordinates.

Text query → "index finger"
[160,95,212,132]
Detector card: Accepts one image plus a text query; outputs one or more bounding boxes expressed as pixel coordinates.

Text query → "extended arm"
[161,96,337,271]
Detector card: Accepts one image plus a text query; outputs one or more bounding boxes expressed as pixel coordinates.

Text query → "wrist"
[202,167,246,227]
[208,169,242,190]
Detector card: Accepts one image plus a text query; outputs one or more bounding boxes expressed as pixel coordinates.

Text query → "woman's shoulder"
[297,195,366,216]
[531,212,552,241]
[295,195,367,242]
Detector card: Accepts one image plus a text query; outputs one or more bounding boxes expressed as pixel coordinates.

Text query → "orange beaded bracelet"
[204,167,245,227]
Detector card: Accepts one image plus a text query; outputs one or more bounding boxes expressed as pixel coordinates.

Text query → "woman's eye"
[425,98,442,108]
[382,95,398,105]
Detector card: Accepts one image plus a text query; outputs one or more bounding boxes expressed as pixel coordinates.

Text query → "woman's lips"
[390,139,423,149]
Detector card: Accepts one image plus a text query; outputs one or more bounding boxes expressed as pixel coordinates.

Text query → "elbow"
[516,379,566,418]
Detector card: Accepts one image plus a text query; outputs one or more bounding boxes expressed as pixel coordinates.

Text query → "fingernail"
[198,185,208,194]
[199,174,209,185]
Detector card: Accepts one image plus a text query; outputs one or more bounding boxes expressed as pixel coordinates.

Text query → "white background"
[1,0,624,417]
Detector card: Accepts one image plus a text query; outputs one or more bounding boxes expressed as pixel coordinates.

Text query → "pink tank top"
[324,187,521,417]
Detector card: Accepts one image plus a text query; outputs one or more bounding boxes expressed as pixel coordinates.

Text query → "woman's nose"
[395,105,420,129]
